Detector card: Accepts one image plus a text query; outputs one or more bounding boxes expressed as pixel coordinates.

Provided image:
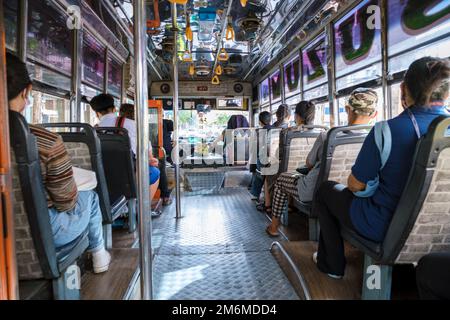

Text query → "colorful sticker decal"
[334,0,381,77]
[270,70,282,102]
[388,0,450,56]
[260,78,270,105]
[284,56,301,96]
[302,34,328,89]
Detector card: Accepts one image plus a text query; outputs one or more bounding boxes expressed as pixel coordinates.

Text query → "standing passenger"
[6,53,111,273]
[313,57,449,279]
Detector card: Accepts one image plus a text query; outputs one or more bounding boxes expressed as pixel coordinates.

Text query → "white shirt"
[98,113,139,155]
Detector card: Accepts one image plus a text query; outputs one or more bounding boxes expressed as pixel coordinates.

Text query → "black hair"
[6,52,32,101]
[90,93,116,113]
[259,111,272,126]
[120,103,135,119]
[276,104,290,120]
[227,115,249,129]
[295,101,316,125]
[404,57,450,106]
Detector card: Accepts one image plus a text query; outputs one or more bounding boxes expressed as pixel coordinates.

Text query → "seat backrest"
[42,123,113,224]
[381,116,450,264]
[310,125,372,216]
[9,111,58,280]
[257,128,282,176]
[96,127,137,203]
[279,125,328,174]
[224,128,251,166]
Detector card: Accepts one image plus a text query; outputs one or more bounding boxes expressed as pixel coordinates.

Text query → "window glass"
[334,0,382,79]
[390,82,403,117]
[4,0,18,51]
[314,102,331,127]
[24,92,70,124]
[27,0,72,75]
[27,62,71,91]
[302,34,328,90]
[388,0,450,57]
[284,56,301,97]
[80,85,102,125]
[108,57,123,98]
[270,70,282,102]
[82,32,106,90]
[389,37,450,74]
[303,84,328,101]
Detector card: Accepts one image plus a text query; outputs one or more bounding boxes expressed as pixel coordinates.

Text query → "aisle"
[152,187,299,300]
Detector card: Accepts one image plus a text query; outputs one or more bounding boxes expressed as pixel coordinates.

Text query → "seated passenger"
[313,57,449,279]
[6,53,111,274]
[259,101,317,215]
[90,94,160,201]
[273,104,291,129]
[119,103,172,206]
[266,92,378,236]
[249,111,273,201]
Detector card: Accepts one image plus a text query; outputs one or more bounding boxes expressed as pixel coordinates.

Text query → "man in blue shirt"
[314,57,450,279]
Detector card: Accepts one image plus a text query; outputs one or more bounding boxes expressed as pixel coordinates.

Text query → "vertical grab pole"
[171,4,182,219]
[133,0,153,300]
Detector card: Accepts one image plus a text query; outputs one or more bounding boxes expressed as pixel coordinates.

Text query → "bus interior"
[0,0,449,301]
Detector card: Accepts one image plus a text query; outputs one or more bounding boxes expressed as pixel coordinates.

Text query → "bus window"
[107,56,123,98]
[390,82,403,117]
[253,111,260,127]
[24,92,70,124]
[3,0,18,52]
[80,85,101,125]
[314,102,330,127]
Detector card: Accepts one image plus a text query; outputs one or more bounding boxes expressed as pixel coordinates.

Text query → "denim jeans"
[48,190,104,253]
[250,172,264,198]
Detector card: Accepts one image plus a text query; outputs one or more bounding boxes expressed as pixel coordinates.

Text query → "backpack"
[353,121,392,198]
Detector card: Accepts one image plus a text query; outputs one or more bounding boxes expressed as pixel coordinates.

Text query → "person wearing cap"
[90,94,160,201]
[266,91,378,237]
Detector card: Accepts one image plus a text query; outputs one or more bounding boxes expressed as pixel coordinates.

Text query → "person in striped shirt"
[6,52,111,274]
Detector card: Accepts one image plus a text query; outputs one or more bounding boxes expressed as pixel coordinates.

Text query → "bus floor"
[152,187,300,300]
[274,210,419,300]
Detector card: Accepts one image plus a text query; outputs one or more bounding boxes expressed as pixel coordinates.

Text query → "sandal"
[265,225,279,237]
[256,203,272,214]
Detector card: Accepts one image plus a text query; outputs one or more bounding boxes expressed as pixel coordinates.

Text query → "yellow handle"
[182,50,193,62]
[168,0,188,4]
[189,63,195,76]
[212,75,220,85]
[240,0,247,7]
[186,26,193,42]
[218,48,229,62]
[226,24,235,41]
[215,65,223,75]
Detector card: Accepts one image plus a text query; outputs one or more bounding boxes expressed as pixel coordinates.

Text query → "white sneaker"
[92,249,111,274]
[312,251,343,279]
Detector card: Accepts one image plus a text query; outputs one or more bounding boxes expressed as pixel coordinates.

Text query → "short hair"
[259,111,271,126]
[6,52,32,101]
[90,94,115,112]
[276,104,290,120]
[120,103,135,119]
[295,101,315,125]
